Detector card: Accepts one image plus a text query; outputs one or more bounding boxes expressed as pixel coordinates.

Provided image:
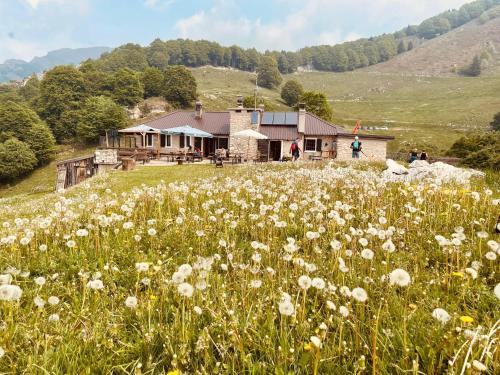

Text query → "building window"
[146,133,154,147]
[304,138,322,152]
[160,134,171,148]
[218,137,229,150]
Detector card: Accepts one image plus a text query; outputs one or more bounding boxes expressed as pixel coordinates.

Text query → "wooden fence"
[56,155,96,191]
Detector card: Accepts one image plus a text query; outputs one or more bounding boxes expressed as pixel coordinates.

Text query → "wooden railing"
[56,155,96,191]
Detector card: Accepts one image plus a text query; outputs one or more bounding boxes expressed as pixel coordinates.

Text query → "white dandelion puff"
[389,269,411,287]
[432,308,451,324]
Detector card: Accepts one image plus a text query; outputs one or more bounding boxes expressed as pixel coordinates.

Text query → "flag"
[352,120,361,134]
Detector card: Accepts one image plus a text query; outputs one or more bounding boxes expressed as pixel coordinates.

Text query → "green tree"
[280,80,304,107]
[257,56,282,89]
[81,66,113,97]
[37,65,87,141]
[19,74,40,103]
[109,68,144,107]
[397,40,407,54]
[24,122,57,165]
[142,67,165,98]
[99,43,149,72]
[147,39,169,70]
[417,17,451,39]
[490,112,500,131]
[0,100,55,164]
[299,91,333,122]
[463,55,482,77]
[0,138,38,181]
[162,65,197,108]
[76,96,128,143]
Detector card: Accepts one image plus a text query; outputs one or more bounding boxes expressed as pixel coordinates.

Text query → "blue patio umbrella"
[161,125,213,138]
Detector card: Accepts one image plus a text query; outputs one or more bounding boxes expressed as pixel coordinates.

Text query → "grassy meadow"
[0,162,499,374]
[193,66,500,154]
[0,144,96,200]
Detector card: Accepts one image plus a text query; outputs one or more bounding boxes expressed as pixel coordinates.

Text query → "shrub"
[447,132,500,170]
[0,101,56,165]
[0,138,38,181]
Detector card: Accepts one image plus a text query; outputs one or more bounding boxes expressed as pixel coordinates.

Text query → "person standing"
[350,136,362,159]
[290,138,301,161]
[408,148,418,163]
[420,150,428,161]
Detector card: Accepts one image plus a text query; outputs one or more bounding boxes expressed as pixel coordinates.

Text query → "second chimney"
[298,102,306,133]
[195,101,203,119]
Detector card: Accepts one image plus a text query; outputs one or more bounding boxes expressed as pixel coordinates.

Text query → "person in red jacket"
[290,138,301,161]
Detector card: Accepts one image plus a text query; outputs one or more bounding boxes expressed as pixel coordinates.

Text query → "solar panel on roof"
[261,112,274,125]
[273,112,286,124]
[284,112,298,125]
[251,111,259,124]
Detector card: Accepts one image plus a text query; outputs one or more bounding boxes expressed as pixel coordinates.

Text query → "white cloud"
[0,37,47,61]
[143,0,175,9]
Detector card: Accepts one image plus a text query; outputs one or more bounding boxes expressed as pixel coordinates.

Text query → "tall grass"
[0,162,498,374]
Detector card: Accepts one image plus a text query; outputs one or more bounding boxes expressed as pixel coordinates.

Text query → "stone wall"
[229,109,260,160]
[336,137,387,161]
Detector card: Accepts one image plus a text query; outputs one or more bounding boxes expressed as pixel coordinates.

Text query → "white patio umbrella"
[232,129,268,161]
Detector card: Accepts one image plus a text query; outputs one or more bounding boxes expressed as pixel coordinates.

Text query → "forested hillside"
[85,0,499,74]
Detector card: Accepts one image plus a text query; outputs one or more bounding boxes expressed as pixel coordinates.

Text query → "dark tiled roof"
[304,113,339,136]
[140,111,230,135]
[140,110,392,140]
[260,126,299,141]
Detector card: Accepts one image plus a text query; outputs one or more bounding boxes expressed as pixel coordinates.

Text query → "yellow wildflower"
[452,272,464,278]
[460,316,474,324]
[167,370,180,375]
[304,343,312,351]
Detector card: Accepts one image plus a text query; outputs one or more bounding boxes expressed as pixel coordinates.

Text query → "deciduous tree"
[109,68,144,107]
[299,91,333,122]
[257,56,282,89]
[37,65,87,141]
[76,96,128,143]
[162,65,197,108]
[281,80,304,107]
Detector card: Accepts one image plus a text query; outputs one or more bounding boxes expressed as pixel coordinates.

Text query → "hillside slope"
[0,46,111,83]
[366,12,500,75]
[192,66,500,154]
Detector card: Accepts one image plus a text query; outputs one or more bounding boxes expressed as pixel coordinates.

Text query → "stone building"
[111,97,394,161]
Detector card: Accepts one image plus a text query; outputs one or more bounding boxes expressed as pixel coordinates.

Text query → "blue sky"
[0,0,472,62]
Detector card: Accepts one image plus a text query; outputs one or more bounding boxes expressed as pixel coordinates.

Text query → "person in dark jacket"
[408,149,418,163]
[350,136,362,159]
[420,151,428,161]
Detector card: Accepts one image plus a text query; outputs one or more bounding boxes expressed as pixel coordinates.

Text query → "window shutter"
[180,135,185,148]
[316,139,322,152]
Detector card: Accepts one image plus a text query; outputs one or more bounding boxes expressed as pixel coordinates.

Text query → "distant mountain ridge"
[0,46,111,83]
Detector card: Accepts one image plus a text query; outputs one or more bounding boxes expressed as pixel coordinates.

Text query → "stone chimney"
[298,102,306,134]
[195,101,203,119]
[236,95,244,108]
